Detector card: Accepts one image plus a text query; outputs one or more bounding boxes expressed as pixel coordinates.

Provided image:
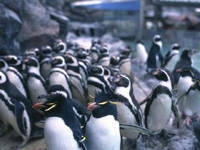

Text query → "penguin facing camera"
[33,88,87,150]
[146,34,164,73]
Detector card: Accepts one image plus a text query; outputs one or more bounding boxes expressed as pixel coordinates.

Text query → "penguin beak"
[152,69,160,76]
[32,103,46,110]
[87,102,99,111]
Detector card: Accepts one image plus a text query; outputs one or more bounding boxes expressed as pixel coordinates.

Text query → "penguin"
[39,45,53,80]
[52,39,67,54]
[162,43,180,72]
[4,55,27,98]
[23,55,47,104]
[146,34,163,73]
[65,53,87,105]
[113,73,144,139]
[109,56,120,75]
[135,40,148,68]
[90,44,101,64]
[76,50,90,94]
[48,55,72,98]
[176,68,196,102]
[177,80,200,125]
[0,70,32,147]
[32,87,87,150]
[144,69,174,133]
[86,91,121,150]
[118,47,132,77]
[172,49,194,85]
[97,46,110,66]
[87,65,111,102]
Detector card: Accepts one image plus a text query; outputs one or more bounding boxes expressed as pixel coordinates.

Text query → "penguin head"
[88,65,104,76]
[64,53,78,67]
[171,43,180,51]
[120,47,131,57]
[153,34,162,48]
[100,46,109,54]
[4,55,22,66]
[181,49,194,60]
[113,73,133,103]
[87,91,119,119]
[0,58,8,72]
[176,67,195,79]
[52,39,67,54]
[51,55,66,68]
[24,48,40,58]
[40,45,52,58]
[152,68,172,90]
[33,89,68,116]
[110,56,120,66]
[23,56,39,68]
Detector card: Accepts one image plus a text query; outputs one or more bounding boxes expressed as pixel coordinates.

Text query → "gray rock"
[17,0,59,42]
[0,4,22,54]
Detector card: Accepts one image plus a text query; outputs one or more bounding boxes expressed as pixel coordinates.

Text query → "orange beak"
[32,102,45,110]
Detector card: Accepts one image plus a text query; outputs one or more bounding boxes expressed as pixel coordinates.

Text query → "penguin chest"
[49,72,71,97]
[136,47,147,63]
[119,60,131,75]
[86,115,120,150]
[98,57,110,66]
[27,77,47,103]
[6,71,27,98]
[87,84,102,102]
[165,55,179,72]
[44,117,80,150]
[117,104,138,139]
[41,63,51,80]
[177,77,193,99]
[184,90,200,116]
[146,94,172,132]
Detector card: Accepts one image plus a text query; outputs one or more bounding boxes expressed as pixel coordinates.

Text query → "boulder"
[17,0,59,43]
[0,4,22,55]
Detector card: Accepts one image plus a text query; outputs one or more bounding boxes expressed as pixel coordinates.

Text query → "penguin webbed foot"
[0,123,9,137]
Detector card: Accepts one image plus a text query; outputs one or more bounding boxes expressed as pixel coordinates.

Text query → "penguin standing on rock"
[33,87,87,150]
[146,34,163,73]
[113,73,144,139]
[86,91,121,150]
[144,69,175,133]
[177,80,200,125]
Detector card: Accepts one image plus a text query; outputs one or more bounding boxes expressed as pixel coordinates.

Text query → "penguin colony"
[0,35,200,150]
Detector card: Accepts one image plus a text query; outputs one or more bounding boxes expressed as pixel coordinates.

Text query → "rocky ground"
[1,58,200,150]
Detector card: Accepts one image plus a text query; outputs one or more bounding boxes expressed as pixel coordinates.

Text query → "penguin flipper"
[171,100,181,128]
[120,123,152,136]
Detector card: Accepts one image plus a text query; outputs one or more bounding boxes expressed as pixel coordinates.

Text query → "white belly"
[27,77,47,103]
[7,71,27,98]
[146,94,172,132]
[86,115,120,150]
[45,117,81,150]
[49,72,72,98]
[117,104,138,139]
